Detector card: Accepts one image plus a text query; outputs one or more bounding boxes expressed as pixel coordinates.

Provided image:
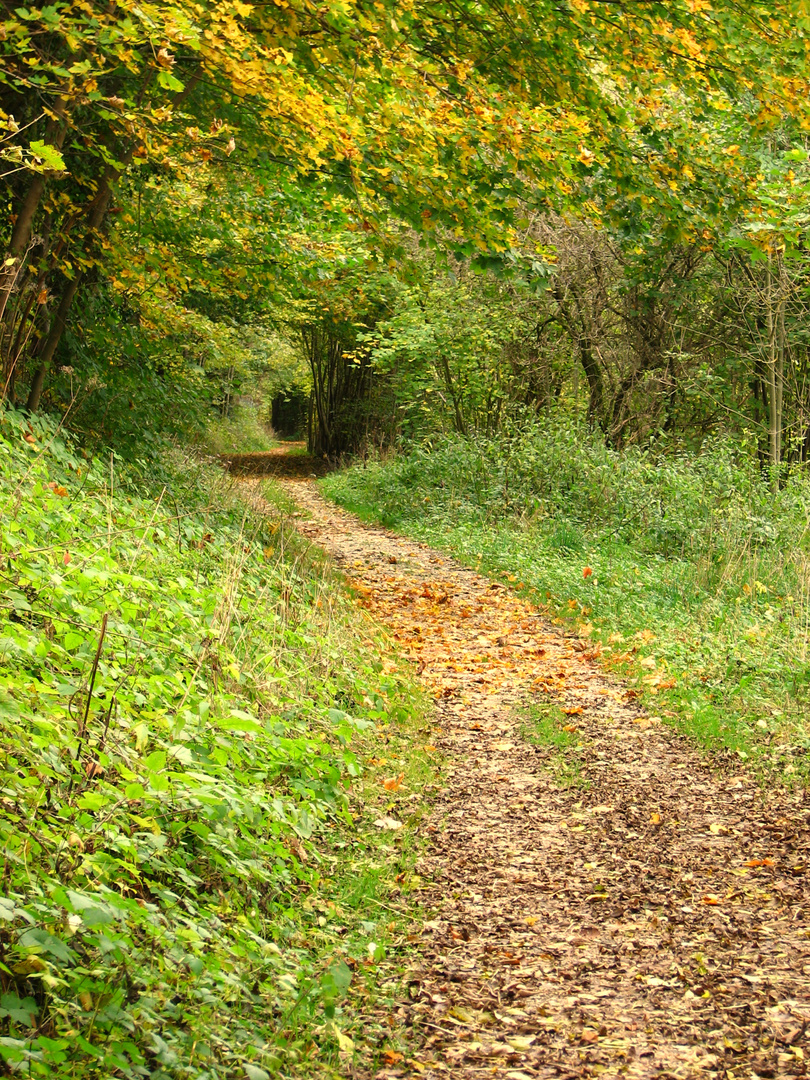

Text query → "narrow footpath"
[232,451,810,1079]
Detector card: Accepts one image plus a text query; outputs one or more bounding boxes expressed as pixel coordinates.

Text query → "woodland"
[2,1,810,1078]
[2,0,810,463]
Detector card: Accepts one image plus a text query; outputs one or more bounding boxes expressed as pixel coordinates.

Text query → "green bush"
[334,419,810,563]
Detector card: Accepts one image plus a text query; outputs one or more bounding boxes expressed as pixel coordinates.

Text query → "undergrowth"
[322,420,810,782]
[0,404,433,1078]
[203,402,278,456]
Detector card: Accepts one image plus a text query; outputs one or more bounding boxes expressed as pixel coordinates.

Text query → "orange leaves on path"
[345,568,561,705]
[276,479,810,1080]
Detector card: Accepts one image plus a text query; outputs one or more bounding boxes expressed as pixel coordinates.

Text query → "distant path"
[240,460,810,1078]
[219,442,327,478]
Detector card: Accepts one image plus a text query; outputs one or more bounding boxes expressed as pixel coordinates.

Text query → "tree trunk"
[765,252,783,485]
[25,275,80,411]
[0,113,69,332]
[25,148,131,412]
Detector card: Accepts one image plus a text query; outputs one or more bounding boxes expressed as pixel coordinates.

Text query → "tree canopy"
[2,0,810,465]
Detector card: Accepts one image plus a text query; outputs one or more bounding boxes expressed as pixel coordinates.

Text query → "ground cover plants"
[0,404,434,1078]
[202,402,279,457]
[321,419,810,781]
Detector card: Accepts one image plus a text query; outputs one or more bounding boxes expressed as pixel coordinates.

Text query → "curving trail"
[242,454,810,1079]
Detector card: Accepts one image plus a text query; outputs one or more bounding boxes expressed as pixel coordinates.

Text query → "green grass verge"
[0,404,435,1078]
[321,428,810,784]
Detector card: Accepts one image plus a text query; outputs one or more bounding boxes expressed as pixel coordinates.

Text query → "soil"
[243,455,810,1079]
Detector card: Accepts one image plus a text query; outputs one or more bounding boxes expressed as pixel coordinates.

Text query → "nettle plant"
[0,406,392,1076]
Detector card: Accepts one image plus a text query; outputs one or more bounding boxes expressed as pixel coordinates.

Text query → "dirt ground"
[220,443,328,478]
[243,453,810,1079]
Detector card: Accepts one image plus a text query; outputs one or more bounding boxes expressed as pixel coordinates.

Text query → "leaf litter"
[245,465,809,1080]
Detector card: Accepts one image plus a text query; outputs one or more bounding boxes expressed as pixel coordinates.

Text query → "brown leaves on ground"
[274,479,810,1080]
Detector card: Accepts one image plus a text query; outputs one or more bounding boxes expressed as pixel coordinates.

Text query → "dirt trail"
[220,443,328,478]
[256,465,809,1078]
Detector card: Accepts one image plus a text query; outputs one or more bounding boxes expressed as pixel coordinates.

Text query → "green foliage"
[0,403,427,1077]
[323,422,810,780]
[521,702,586,789]
[203,402,278,456]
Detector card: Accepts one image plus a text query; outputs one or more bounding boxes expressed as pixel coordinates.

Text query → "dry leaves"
[274,477,810,1080]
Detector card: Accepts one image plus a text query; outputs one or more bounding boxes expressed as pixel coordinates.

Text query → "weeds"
[203,402,278,456]
[521,701,588,788]
[0,403,433,1077]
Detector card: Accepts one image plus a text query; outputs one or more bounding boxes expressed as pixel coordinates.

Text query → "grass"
[203,401,278,455]
[321,422,810,784]
[521,701,588,788]
[0,403,436,1078]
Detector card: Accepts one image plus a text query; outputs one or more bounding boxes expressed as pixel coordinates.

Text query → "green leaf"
[244,1066,270,1080]
[18,929,73,963]
[28,140,66,171]
[157,70,184,93]
[144,750,167,771]
[220,711,262,733]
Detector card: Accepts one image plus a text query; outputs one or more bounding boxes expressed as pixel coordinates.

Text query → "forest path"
[270,473,809,1079]
[219,442,328,478]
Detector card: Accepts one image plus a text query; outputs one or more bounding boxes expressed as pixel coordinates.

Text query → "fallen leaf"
[331,1024,354,1052]
[373,816,403,831]
[505,1035,537,1051]
[383,773,404,792]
